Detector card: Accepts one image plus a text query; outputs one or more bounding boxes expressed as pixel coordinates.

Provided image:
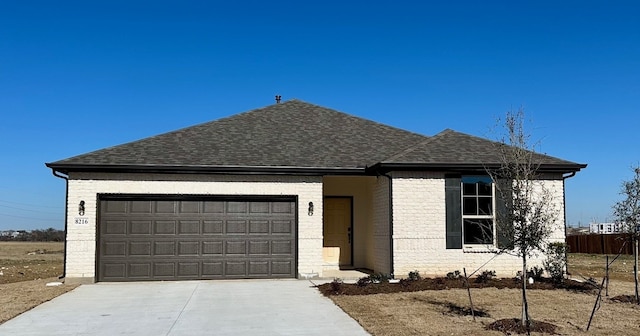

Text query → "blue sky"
[0,1,638,230]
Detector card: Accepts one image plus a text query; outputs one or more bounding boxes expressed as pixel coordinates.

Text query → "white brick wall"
[372,176,391,274]
[390,171,566,278]
[65,173,323,282]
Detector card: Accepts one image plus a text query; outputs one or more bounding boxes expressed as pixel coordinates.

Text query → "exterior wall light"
[78,200,85,216]
[308,202,314,216]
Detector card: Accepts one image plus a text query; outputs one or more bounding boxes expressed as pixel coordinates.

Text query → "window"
[461,176,494,245]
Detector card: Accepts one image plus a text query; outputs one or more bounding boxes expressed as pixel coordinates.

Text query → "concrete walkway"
[0,280,369,336]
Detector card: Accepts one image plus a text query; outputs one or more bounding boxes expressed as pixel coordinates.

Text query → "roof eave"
[44,163,367,176]
[367,162,587,174]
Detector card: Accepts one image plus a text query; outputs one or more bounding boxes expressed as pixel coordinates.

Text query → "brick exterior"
[63,171,568,283]
[390,171,566,278]
[64,173,323,283]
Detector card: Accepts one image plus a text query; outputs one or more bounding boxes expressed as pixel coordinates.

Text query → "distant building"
[589,222,622,234]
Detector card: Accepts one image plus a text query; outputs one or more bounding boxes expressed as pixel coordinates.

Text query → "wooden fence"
[566,234,633,255]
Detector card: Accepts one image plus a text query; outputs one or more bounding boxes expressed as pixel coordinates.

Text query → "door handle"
[348,227,352,244]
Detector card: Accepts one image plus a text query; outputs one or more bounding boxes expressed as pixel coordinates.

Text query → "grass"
[568,253,637,283]
[326,253,640,335]
[0,242,77,324]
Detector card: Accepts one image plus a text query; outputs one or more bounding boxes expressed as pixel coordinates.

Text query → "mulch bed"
[485,318,558,334]
[317,277,597,296]
[609,295,639,304]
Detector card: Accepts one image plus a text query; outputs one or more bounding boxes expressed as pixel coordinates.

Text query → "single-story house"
[46,99,586,283]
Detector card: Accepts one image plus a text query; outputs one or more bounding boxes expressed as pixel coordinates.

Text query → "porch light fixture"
[308,202,314,216]
[78,200,85,216]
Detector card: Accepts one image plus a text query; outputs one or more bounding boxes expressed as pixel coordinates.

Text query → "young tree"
[489,108,559,329]
[612,166,640,304]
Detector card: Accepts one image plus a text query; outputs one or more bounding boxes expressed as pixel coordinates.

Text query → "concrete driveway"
[0,280,369,336]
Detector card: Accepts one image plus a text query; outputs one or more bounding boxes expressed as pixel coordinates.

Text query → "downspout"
[51,169,69,280]
[562,171,576,277]
[380,171,394,278]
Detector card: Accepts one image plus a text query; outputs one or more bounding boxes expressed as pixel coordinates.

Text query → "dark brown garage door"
[98,196,297,282]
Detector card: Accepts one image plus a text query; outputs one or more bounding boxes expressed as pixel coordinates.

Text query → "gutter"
[44,163,366,176]
[51,169,69,281]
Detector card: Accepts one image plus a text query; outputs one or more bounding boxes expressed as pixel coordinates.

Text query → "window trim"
[461,176,496,248]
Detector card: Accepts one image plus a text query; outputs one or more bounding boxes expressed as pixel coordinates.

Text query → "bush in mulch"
[317,277,596,296]
[485,318,558,335]
[609,295,640,304]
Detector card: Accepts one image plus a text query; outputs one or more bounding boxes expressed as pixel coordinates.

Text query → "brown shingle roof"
[46,100,586,174]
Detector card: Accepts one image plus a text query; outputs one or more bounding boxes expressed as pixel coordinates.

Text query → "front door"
[323,197,352,267]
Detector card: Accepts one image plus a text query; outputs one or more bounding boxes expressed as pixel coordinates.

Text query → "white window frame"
[461,176,496,248]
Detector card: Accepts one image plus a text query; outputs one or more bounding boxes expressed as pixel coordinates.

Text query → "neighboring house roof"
[46,100,586,175]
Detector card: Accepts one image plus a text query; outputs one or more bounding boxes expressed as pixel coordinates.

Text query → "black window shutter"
[445,177,462,249]
[495,179,514,250]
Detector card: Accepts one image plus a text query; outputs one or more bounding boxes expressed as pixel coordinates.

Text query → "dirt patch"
[0,277,78,324]
[486,318,558,334]
[0,242,77,325]
[610,295,639,304]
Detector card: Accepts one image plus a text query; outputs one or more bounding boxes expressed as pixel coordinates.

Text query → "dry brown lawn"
[328,253,640,335]
[0,242,78,324]
[331,282,640,335]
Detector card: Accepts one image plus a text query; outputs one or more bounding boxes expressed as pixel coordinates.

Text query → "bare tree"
[612,166,640,304]
[489,108,559,329]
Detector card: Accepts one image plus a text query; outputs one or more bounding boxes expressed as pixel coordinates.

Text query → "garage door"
[98,196,296,282]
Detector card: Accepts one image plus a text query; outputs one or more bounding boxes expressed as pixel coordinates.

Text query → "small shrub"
[330,278,343,292]
[408,270,421,281]
[446,270,461,279]
[528,266,544,281]
[544,242,568,283]
[370,273,391,283]
[475,270,496,283]
[357,276,372,287]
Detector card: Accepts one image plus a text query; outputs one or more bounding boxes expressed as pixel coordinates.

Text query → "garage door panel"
[272,240,293,255]
[99,198,296,281]
[226,241,246,254]
[203,262,223,276]
[179,220,200,234]
[225,220,247,234]
[249,202,270,213]
[154,241,176,256]
[202,241,223,255]
[203,202,224,213]
[178,262,199,277]
[178,241,199,255]
[227,202,247,213]
[248,241,269,255]
[203,220,223,234]
[130,220,152,234]
[156,201,176,213]
[249,261,269,276]
[129,263,152,278]
[104,220,127,235]
[130,241,152,256]
[154,221,177,235]
[249,220,269,234]
[272,261,293,275]
[153,262,175,277]
[103,241,126,256]
[272,202,294,214]
[225,261,247,276]
[131,201,153,214]
[272,220,293,234]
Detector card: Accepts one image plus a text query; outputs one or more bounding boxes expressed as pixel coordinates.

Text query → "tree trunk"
[521,255,530,329]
